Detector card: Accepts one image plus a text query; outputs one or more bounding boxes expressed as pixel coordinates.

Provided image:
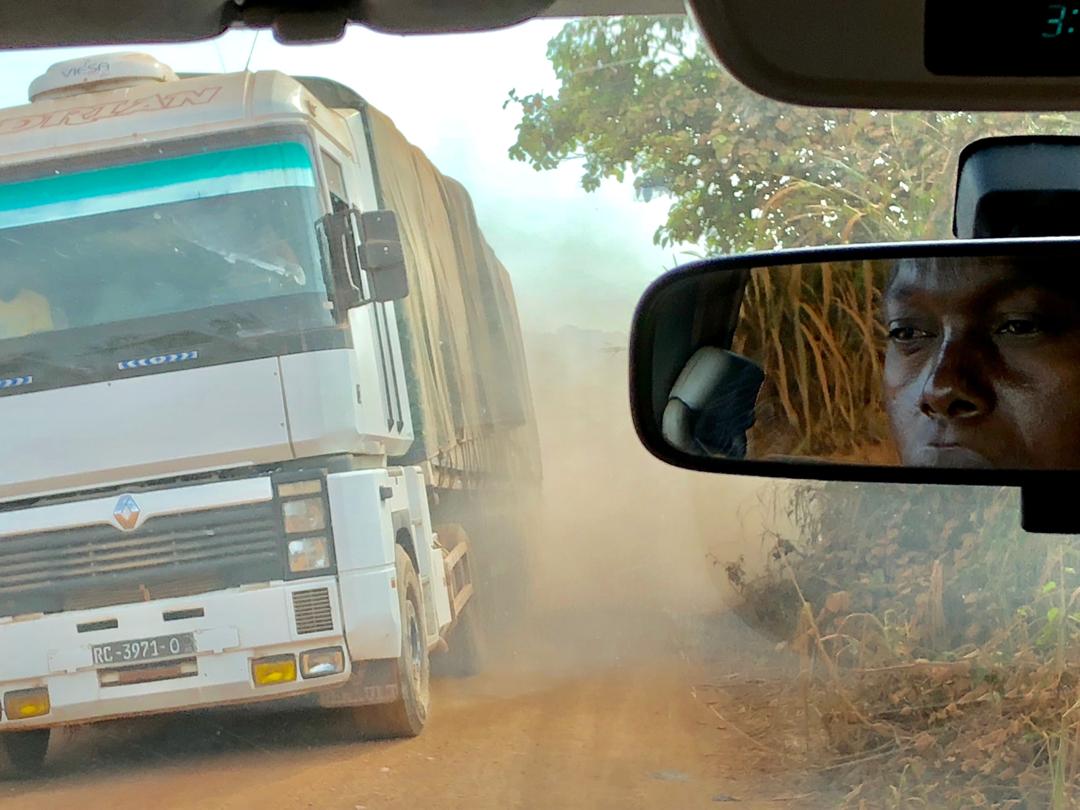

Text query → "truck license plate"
[91,633,196,666]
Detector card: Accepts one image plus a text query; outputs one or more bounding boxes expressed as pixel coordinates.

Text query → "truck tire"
[2,729,49,777]
[351,546,430,738]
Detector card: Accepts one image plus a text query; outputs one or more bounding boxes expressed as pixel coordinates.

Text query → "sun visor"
[0,0,561,47]
[688,0,1080,110]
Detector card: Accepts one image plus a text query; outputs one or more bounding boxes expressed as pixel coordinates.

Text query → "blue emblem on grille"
[118,351,198,371]
[0,375,32,389]
[113,494,141,531]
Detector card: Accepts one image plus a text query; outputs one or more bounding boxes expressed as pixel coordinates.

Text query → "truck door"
[320,149,407,437]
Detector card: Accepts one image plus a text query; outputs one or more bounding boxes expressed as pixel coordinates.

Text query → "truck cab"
[0,52,499,771]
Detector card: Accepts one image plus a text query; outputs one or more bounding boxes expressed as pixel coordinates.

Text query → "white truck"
[0,53,541,774]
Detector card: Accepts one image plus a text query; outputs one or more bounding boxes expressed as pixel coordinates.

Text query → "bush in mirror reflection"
[735,260,892,460]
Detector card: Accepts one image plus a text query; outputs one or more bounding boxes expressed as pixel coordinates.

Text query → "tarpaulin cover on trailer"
[363,107,541,482]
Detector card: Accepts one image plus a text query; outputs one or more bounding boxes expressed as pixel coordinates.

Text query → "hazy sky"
[0,21,693,335]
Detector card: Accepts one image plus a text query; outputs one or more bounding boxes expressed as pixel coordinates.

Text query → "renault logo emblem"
[113,494,141,531]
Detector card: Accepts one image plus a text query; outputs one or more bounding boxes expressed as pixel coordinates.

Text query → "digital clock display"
[926,2,1080,76]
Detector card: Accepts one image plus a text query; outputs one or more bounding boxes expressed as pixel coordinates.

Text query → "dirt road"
[0,611,839,810]
[0,334,828,809]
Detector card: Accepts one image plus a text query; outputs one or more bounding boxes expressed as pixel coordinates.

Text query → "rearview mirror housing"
[630,237,1080,502]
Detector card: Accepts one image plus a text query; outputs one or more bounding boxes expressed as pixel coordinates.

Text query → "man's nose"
[919,338,994,421]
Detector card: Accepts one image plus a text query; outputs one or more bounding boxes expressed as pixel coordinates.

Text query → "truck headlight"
[288,536,331,573]
[282,497,326,534]
[300,647,345,679]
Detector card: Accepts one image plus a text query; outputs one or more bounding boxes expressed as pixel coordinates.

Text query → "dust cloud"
[482,324,784,683]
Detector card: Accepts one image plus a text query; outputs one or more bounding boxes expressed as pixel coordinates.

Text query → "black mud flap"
[316,659,401,708]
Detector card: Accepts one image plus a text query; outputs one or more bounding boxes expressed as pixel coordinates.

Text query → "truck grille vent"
[0,502,281,617]
[292,588,334,634]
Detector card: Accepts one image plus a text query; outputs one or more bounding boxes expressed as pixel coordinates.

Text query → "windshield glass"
[0,138,325,335]
[0,17,1077,810]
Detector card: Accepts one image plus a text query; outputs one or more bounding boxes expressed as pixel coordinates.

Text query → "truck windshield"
[0,134,341,392]
[0,138,328,339]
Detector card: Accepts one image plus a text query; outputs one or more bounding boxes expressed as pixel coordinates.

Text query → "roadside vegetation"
[509,16,1080,806]
[726,484,1080,807]
[507,15,1080,459]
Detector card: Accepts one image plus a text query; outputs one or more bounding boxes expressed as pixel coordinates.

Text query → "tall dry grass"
[734,260,894,459]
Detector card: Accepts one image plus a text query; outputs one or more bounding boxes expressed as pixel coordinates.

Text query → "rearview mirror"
[630,238,1080,487]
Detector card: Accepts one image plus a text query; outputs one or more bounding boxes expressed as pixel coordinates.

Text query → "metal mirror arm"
[954,136,1080,239]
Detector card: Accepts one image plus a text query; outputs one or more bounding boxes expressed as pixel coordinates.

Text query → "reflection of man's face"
[883,257,1080,469]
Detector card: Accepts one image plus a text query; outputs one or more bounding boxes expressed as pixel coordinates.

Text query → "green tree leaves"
[507,16,1080,253]
[508,15,1080,455]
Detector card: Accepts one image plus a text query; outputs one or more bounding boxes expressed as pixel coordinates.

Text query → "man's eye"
[996,318,1042,336]
[888,325,928,342]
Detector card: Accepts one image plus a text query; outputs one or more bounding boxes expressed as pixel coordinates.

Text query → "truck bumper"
[0,577,363,731]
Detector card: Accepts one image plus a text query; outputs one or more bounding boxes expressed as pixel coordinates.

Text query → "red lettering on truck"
[0,115,44,135]
[0,86,222,136]
[160,88,221,109]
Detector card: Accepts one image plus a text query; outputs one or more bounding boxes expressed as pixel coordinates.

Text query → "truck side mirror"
[318,208,409,308]
[357,210,409,303]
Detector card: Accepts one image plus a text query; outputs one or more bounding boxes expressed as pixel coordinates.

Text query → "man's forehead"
[885,258,1071,303]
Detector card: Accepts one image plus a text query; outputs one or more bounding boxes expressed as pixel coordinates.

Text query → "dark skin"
[883,258,1080,469]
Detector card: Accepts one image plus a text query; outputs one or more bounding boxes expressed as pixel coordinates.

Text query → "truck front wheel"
[350,545,430,738]
[2,729,49,777]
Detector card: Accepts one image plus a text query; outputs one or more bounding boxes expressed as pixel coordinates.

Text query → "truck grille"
[292,588,334,634]
[0,502,283,617]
